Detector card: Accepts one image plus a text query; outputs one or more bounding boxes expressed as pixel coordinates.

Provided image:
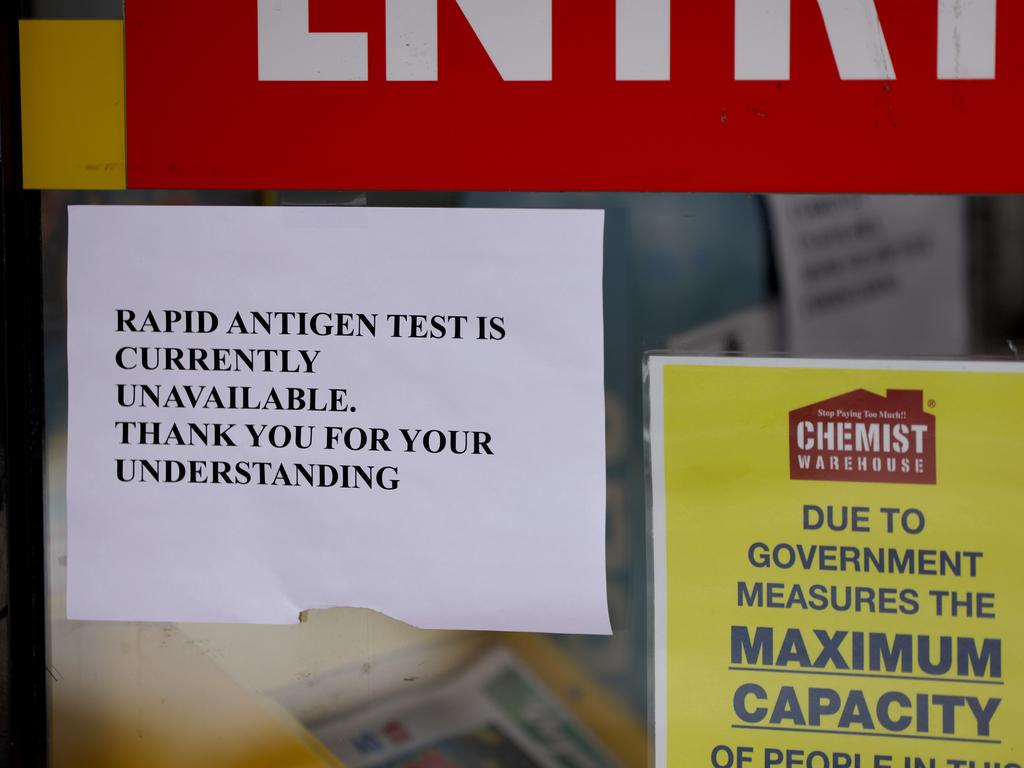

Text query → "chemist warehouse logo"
[789,389,936,485]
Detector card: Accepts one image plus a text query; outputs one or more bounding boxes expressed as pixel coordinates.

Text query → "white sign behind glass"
[769,195,969,357]
[66,206,609,634]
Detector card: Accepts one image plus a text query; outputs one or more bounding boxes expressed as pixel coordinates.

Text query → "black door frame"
[2,1,49,765]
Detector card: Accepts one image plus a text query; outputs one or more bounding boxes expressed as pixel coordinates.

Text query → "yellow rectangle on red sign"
[648,357,1024,768]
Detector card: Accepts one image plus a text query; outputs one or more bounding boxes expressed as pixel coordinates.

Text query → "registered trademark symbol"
[928,399,936,408]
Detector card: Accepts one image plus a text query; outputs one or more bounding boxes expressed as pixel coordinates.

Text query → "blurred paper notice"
[769,196,969,356]
[66,206,610,634]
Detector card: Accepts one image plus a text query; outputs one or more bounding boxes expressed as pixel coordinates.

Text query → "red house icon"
[789,389,936,485]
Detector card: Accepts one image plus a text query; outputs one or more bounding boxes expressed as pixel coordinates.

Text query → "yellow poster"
[648,357,1023,768]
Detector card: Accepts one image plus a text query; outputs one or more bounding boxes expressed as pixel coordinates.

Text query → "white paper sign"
[768,195,969,356]
[66,206,610,634]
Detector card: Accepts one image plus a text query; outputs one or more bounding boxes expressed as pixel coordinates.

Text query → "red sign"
[126,0,1024,191]
[789,388,936,484]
